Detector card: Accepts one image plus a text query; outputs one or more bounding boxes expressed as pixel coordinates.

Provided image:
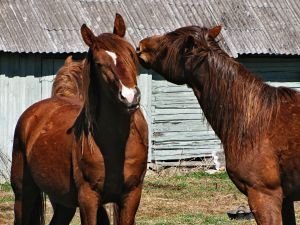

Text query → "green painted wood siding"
[238,56,300,81]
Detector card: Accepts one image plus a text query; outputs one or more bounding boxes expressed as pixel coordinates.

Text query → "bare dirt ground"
[1,168,300,225]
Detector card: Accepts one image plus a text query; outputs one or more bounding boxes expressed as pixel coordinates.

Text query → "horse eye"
[95,62,102,67]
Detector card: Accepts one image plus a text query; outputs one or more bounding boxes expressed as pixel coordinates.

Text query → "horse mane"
[73,33,139,139]
[164,26,297,151]
[51,56,84,99]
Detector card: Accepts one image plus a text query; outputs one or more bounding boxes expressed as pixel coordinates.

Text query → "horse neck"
[192,50,277,151]
[88,87,132,153]
[98,91,131,128]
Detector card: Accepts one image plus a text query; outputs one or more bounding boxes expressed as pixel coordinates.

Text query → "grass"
[136,169,255,225]
[0,182,11,192]
[1,168,299,224]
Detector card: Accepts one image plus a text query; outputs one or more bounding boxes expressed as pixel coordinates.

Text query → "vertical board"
[137,73,152,161]
[0,75,42,157]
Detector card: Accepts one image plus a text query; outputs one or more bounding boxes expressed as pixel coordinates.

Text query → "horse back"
[13,97,81,206]
[15,97,80,150]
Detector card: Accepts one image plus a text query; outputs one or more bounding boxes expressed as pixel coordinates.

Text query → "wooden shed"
[1,0,300,174]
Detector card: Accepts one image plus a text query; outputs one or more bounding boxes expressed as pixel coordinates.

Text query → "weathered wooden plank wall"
[0,76,53,154]
[151,80,222,162]
[151,79,300,162]
[0,53,67,180]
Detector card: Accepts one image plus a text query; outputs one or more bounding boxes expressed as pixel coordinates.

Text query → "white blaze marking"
[120,82,135,103]
[105,50,117,65]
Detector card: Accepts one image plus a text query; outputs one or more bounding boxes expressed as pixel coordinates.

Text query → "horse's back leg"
[282,198,296,225]
[49,203,76,225]
[11,138,45,225]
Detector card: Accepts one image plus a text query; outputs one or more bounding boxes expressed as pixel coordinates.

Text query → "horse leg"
[282,198,296,225]
[247,187,283,225]
[11,141,45,225]
[78,183,99,225]
[49,203,76,225]
[118,186,143,225]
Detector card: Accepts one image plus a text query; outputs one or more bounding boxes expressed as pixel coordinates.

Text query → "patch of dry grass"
[136,168,254,225]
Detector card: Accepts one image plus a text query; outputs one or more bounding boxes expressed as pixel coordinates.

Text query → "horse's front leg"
[247,187,283,225]
[118,185,143,225]
[78,183,100,225]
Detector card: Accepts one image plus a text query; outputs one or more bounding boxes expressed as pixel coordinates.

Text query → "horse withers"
[11,14,148,225]
[137,26,300,225]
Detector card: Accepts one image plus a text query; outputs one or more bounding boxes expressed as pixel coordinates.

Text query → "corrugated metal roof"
[0,0,300,57]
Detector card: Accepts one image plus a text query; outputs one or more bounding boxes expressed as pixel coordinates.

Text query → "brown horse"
[51,55,84,99]
[11,14,148,225]
[137,26,300,225]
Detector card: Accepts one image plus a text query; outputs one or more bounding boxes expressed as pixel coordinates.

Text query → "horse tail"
[97,205,110,225]
[96,204,120,225]
[35,191,46,225]
[11,126,46,225]
[112,204,120,225]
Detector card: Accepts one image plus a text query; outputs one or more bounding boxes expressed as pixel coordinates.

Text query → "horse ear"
[64,55,73,65]
[81,24,95,47]
[208,25,222,39]
[113,13,126,37]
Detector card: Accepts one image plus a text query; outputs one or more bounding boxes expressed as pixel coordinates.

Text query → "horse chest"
[79,129,131,202]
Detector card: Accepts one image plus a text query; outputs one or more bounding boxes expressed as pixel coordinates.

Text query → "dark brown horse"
[137,26,300,225]
[11,14,148,225]
[51,55,84,100]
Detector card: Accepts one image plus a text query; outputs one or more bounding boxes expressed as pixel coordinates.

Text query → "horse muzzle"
[119,85,141,113]
[136,46,152,69]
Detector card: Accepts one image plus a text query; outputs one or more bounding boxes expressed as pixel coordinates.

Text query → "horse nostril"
[119,91,126,101]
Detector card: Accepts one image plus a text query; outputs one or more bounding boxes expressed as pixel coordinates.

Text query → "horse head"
[81,14,140,113]
[136,25,222,86]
